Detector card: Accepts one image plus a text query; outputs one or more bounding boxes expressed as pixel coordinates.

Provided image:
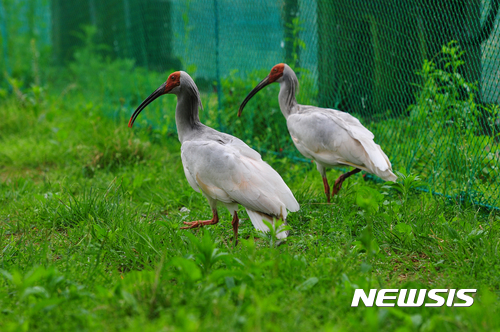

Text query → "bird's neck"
[175,92,202,143]
[278,74,298,118]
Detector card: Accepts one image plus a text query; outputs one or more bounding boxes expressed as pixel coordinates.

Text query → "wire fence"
[1,0,500,209]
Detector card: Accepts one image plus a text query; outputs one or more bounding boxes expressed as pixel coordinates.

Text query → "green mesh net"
[1,0,499,208]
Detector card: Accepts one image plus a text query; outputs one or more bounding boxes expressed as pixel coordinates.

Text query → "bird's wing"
[181,148,202,193]
[287,111,362,165]
[327,108,374,139]
[325,109,390,172]
[181,137,299,218]
[287,108,395,180]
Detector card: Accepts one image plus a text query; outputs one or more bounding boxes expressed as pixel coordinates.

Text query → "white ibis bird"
[239,63,396,202]
[128,71,299,242]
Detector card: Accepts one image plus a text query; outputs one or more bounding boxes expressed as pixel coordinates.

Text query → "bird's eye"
[171,76,175,80]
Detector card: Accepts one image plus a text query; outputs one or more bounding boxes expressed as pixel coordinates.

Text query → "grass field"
[1,76,499,332]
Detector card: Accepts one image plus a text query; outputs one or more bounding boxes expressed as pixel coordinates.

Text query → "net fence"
[1,0,500,208]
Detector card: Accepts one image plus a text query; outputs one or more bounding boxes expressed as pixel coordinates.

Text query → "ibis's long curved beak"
[238,76,270,117]
[128,83,166,128]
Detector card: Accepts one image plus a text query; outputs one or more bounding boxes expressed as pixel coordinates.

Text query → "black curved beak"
[238,76,270,117]
[128,83,166,128]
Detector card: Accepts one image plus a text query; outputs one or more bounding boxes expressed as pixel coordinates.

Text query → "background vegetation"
[0,23,499,331]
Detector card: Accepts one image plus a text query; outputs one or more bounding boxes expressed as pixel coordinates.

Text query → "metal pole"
[0,0,11,78]
[88,0,97,26]
[123,0,132,59]
[214,0,223,131]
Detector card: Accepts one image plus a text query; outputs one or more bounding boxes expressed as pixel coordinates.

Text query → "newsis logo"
[351,289,477,307]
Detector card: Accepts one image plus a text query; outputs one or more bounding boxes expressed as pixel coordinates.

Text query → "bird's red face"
[268,63,285,83]
[128,71,181,128]
[165,71,181,93]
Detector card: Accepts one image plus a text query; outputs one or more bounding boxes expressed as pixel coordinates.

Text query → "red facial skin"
[268,63,285,83]
[165,71,181,92]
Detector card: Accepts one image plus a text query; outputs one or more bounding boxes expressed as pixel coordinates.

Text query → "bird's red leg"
[332,168,362,196]
[322,176,331,203]
[180,209,219,229]
[231,212,239,246]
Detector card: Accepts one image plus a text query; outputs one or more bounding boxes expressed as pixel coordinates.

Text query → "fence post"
[0,0,10,77]
[214,0,223,131]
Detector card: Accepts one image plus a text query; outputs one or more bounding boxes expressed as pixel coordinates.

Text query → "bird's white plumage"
[275,65,396,183]
[245,209,289,239]
[173,71,298,238]
[287,107,396,181]
[181,128,299,236]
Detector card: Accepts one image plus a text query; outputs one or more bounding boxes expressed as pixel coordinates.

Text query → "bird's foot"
[332,178,344,196]
[332,168,362,196]
[180,219,218,229]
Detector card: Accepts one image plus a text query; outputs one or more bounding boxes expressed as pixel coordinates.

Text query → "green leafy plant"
[285,16,305,70]
[261,218,292,247]
[369,41,500,206]
[184,230,228,275]
[354,185,383,258]
[408,41,481,133]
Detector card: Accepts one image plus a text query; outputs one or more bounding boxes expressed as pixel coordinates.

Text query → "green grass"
[1,80,499,332]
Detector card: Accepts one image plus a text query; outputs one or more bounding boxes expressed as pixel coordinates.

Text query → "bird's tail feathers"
[357,138,388,171]
[245,209,289,239]
[356,138,397,182]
